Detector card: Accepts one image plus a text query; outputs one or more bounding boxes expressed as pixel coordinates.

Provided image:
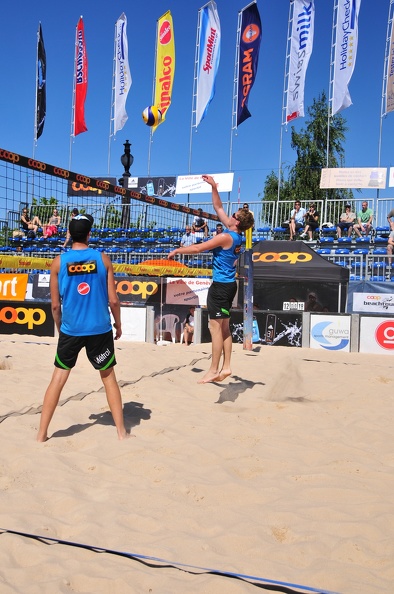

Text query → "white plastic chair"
[159,314,179,343]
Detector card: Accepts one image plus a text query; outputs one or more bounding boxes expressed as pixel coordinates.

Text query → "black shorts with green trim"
[207,281,237,319]
[55,330,116,371]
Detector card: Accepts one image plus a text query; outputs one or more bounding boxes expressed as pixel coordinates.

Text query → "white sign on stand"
[359,316,394,354]
[310,314,351,352]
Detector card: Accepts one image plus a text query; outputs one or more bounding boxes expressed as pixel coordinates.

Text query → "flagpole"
[378,1,394,168]
[278,1,293,203]
[327,1,338,168]
[229,8,241,173]
[33,24,40,157]
[69,19,79,171]
[108,22,117,176]
[147,18,159,176]
[189,5,203,175]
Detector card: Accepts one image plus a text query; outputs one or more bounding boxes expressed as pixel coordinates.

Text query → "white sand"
[0,335,393,594]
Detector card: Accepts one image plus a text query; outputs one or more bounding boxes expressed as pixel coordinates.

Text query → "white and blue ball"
[142,106,162,127]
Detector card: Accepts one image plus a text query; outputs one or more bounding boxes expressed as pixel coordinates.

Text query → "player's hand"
[113,323,122,340]
[202,174,215,187]
[168,250,176,260]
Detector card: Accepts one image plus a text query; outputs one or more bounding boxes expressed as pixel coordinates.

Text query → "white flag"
[332,0,361,116]
[114,13,131,134]
[195,1,221,127]
[286,0,315,122]
[385,16,394,114]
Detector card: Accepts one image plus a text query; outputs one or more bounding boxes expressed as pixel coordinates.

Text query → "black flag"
[36,23,46,139]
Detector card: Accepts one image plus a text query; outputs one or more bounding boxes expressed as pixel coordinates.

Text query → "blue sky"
[1,0,393,205]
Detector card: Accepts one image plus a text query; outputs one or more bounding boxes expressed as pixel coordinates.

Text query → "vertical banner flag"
[196,1,221,127]
[74,16,88,135]
[332,0,361,115]
[286,0,315,122]
[385,15,394,114]
[153,11,175,132]
[36,23,47,139]
[114,13,131,134]
[237,1,262,126]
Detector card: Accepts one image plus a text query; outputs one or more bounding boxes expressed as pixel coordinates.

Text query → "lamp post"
[119,139,134,228]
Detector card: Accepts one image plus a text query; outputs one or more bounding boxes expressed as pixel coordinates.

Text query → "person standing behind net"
[62,208,79,248]
[168,175,254,384]
[37,214,129,442]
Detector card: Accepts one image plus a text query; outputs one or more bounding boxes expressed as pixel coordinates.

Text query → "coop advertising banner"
[237,1,262,126]
[332,0,361,115]
[74,17,88,135]
[286,0,315,122]
[36,23,46,140]
[320,167,387,189]
[114,13,131,134]
[353,293,394,314]
[176,172,234,194]
[67,177,117,197]
[0,301,54,336]
[153,11,175,132]
[386,17,394,114]
[195,1,221,127]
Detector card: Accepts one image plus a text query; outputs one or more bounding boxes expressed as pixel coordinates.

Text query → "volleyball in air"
[142,105,162,127]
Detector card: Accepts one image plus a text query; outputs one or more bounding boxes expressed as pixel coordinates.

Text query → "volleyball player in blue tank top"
[37,214,129,442]
[169,175,254,384]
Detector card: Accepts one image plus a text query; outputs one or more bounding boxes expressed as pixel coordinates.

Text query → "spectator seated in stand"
[289,200,306,240]
[20,207,42,237]
[336,203,356,238]
[43,208,61,238]
[354,201,374,238]
[192,208,209,239]
[300,202,319,241]
[183,306,195,346]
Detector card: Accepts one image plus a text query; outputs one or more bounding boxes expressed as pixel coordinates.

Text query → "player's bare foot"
[118,431,134,440]
[36,434,48,443]
[216,368,232,382]
[197,371,220,384]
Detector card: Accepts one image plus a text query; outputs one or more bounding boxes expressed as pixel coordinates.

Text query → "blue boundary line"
[0,527,341,594]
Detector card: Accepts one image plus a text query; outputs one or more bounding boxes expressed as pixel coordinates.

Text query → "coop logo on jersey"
[67,261,97,276]
[375,320,394,350]
[77,282,90,296]
[311,320,349,351]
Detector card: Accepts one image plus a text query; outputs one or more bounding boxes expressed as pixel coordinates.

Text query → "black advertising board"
[0,301,54,336]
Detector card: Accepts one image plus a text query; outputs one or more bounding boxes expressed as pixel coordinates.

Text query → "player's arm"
[168,233,232,259]
[49,256,62,332]
[201,175,232,228]
[102,253,122,340]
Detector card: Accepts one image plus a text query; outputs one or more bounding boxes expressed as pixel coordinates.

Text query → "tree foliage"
[261,91,354,203]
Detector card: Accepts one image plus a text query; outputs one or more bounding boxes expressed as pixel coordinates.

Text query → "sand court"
[0,336,393,593]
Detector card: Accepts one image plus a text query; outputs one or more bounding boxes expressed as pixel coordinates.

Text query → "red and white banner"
[286,0,315,122]
[114,13,131,134]
[332,0,361,115]
[74,17,88,135]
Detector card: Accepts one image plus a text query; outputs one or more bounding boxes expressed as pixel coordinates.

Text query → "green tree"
[261,91,354,204]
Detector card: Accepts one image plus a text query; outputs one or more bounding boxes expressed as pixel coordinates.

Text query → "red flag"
[74,17,88,135]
